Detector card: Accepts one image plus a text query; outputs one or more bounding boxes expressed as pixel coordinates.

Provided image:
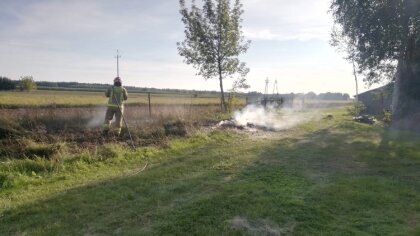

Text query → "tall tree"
[177,0,250,111]
[331,0,420,128]
[331,28,360,101]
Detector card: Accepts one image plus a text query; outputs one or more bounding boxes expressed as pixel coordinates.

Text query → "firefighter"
[103,77,128,135]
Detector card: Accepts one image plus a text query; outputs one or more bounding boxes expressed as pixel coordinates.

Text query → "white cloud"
[242,0,332,41]
[4,0,172,38]
[243,29,277,40]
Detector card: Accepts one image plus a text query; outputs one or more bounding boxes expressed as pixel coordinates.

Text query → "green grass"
[0,90,245,108]
[1,107,419,235]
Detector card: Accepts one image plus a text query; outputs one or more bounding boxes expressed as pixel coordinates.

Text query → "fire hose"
[112,94,149,173]
[112,93,136,150]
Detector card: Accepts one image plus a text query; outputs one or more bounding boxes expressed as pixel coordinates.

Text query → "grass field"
[1,106,419,235]
[0,90,246,108]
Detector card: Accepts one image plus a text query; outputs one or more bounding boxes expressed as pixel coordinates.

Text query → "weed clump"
[0,139,66,160]
[0,127,18,139]
[0,173,20,189]
[4,157,63,176]
[24,143,66,160]
[96,144,122,160]
[0,173,8,188]
[150,127,167,139]
[0,118,22,139]
[164,120,187,136]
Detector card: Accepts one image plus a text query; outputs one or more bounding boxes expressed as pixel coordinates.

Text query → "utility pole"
[273,79,279,95]
[263,77,270,108]
[264,77,269,95]
[115,50,122,77]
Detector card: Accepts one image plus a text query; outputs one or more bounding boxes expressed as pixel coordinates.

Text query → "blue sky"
[0,0,380,95]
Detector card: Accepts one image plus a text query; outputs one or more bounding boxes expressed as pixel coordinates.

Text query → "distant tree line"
[1,78,351,100]
[256,92,351,101]
[302,92,350,100]
[0,76,15,90]
[0,76,37,91]
[28,81,225,95]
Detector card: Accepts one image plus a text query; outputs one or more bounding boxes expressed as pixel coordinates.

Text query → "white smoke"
[233,104,316,131]
[87,107,108,128]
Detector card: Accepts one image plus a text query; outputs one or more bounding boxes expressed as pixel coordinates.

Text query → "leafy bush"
[0,76,15,90]
[227,92,239,113]
[347,101,366,116]
[20,76,37,91]
[381,110,392,124]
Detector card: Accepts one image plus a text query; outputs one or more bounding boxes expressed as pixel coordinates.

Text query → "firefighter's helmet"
[114,77,122,83]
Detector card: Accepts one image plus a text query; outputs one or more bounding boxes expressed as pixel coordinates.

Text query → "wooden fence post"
[148,92,152,118]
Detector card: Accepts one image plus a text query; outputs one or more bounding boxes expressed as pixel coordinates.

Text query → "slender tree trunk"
[216,6,226,113]
[392,60,420,131]
[218,71,226,112]
[353,60,359,102]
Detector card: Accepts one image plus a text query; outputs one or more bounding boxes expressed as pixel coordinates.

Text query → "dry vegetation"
[0,90,246,108]
[0,104,232,159]
[0,90,244,160]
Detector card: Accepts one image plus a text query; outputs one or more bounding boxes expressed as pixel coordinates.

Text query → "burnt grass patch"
[0,105,227,160]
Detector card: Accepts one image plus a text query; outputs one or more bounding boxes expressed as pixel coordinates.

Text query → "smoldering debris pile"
[353,115,376,124]
[215,105,316,132]
[216,119,275,132]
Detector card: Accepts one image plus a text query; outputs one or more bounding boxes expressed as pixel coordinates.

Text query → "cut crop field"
[1,106,419,235]
[0,90,244,108]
